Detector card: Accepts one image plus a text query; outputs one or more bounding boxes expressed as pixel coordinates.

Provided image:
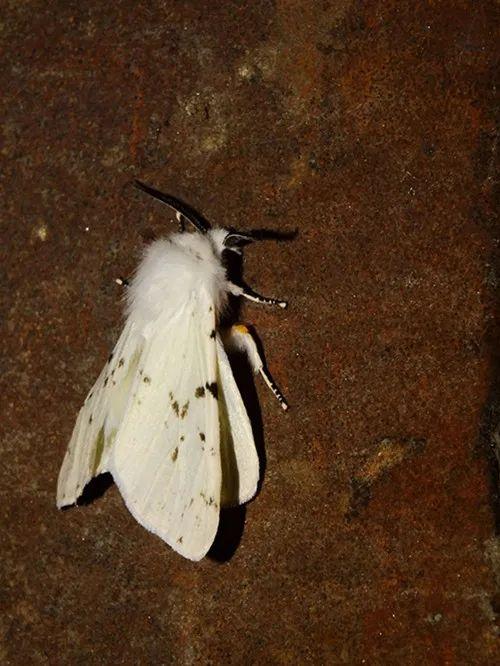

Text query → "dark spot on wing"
[108,353,113,363]
[118,357,125,368]
[180,435,185,441]
[169,392,188,418]
[195,386,205,398]
[88,415,93,424]
[209,306,213,312]
[209,329,216,339]
[171,447,178,462]
[200,492,215,507]
[104,377,109,387]
[199,432,205,442]
[177,536,183,544]
[143,376,151,384]
[139,368,143,375]
[205,381,218,399]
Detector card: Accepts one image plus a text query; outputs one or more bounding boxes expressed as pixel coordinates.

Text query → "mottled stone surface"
[1,1,499,663]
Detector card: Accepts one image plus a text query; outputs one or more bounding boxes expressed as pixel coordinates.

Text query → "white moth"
[57,181,288,561]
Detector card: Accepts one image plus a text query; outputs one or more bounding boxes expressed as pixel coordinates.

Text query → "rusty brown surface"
[1,1,499,663]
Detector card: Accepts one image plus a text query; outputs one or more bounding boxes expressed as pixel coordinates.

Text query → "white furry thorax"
[126,228,230,331]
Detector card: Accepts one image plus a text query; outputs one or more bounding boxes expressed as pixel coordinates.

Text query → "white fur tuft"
[127,229,230,331]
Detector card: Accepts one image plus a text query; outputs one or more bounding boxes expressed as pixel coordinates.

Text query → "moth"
[57,181,288,561]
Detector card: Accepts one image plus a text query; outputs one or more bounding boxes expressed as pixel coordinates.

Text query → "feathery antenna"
[134,180,209,234]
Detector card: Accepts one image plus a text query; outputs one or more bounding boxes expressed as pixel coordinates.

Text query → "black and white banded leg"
[226,324,289,411]
[259,365,289,411]
[229,282,287,309]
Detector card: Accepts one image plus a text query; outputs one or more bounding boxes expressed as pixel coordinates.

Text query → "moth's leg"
[228,282,287,309]
[176,211,186,232]
[115,276,130,287]
[225,324,288,411]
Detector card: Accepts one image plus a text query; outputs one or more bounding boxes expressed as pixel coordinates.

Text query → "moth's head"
[209,227,254,258]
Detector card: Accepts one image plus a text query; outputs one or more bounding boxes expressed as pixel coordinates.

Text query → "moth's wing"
[216,336,259,506]
[57,321,143,508]
[110,294,221,561]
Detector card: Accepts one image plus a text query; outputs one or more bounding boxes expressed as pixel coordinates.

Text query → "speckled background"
[1,1,499,664]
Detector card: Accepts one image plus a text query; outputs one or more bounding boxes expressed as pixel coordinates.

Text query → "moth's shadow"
[76,473,114,505]
[207,347,266,563]
[208,231,294,562]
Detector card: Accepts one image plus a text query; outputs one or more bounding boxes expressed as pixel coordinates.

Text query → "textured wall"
[1,1,499,663]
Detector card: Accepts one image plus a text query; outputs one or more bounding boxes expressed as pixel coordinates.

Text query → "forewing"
[216,337,259,506]
[111,294,221,561]
[57,321,143,508]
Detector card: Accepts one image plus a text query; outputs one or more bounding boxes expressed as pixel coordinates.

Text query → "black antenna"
[134,180,210,233]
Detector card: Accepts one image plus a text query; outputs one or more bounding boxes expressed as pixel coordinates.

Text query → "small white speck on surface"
[425,612,443,624]
[35,223,48,241]
[237,63,256,80]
